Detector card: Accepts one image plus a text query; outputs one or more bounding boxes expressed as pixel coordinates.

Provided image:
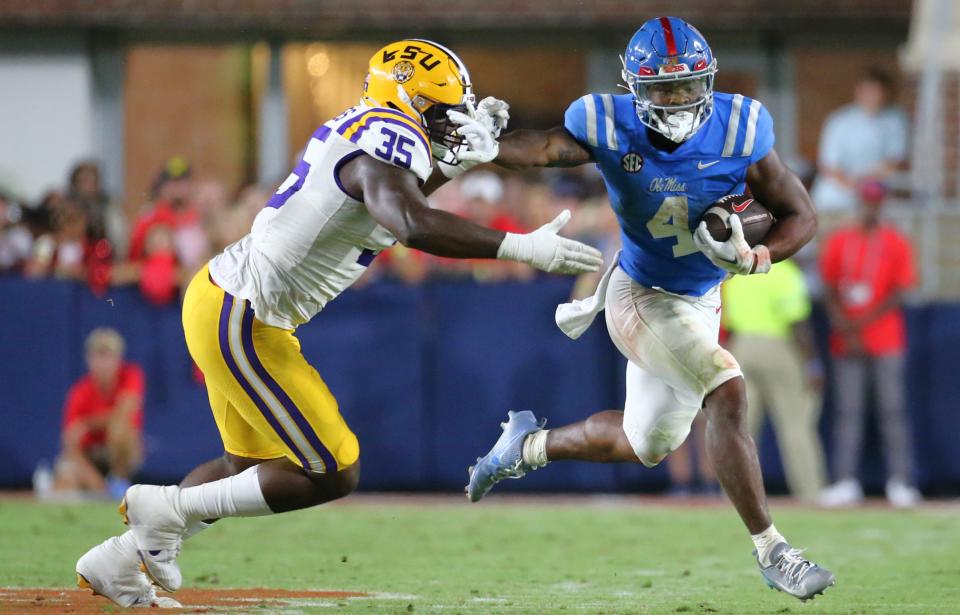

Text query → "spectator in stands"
[24,191,88,280]
[724,259,827,502]
[128,156,210,274]
[48,328,144,500]
[810,67,908,218]
[192,178,231,253]
[818,180,920,508]
[122,157,209,303]
[0,192,33,273]
[138,223,180,304]
[68,160,127,258]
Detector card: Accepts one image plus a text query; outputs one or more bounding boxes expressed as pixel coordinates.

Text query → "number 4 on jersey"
[646,196,699,258]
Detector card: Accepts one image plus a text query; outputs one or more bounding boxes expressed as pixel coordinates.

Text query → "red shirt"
[139,250,180,305]
[128,200,200,261]
[63,362,145,449]
[820,224,916,356]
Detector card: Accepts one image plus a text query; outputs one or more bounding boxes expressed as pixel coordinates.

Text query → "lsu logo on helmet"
[391,61,416,84]
[363,39,475,155]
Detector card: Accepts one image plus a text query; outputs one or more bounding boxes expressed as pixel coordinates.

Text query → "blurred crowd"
[0,156,618,300]
[0,156,277,304]
[0,68,908,299]
[12,67,926,504]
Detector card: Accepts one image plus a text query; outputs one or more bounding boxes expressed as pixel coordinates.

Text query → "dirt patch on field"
[0,587,371,613]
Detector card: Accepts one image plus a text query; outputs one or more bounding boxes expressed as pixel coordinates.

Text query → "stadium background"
[2,0,960,496]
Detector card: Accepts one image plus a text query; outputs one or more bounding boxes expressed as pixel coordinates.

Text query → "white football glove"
[497,209,604,275]
[447,107,499,163]
[475,96,510,138]
[693,214,771,275]
[434,101,503,179]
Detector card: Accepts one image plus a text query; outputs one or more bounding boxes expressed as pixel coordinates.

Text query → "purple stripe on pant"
[238,301,339,473]
[217,292,312,469]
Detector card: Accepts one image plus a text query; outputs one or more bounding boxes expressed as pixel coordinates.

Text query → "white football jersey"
[209,105,433,329]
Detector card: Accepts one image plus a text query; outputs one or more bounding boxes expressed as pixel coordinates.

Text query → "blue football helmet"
[621,16,718,143]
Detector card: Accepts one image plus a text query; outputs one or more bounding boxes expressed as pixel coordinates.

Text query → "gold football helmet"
[362,39,475,152]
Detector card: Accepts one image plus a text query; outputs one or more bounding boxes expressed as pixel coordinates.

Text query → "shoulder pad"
[718,95,774,163]
[336,107,433,183]
[564,94,621,151]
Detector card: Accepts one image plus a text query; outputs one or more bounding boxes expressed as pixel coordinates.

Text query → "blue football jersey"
[563,91,774,296]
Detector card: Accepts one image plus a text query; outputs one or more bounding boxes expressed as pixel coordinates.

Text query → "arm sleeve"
[563,95,596,151]
[748,103,775,164]
[352,117,433,184]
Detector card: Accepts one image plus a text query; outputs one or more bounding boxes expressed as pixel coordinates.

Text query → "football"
[701,194,774,247]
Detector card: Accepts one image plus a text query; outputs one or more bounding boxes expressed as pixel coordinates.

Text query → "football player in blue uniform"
[465,17,835,600]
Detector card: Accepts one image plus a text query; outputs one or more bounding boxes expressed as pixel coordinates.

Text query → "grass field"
[0,495,958,614]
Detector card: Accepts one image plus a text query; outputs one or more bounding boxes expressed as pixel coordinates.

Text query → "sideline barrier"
[1,277,957,493]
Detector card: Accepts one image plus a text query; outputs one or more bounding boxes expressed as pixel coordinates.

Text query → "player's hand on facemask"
[448,106,499,163]
[435,102,501,179]
[693,214,772,275]
[497,209,604,275]
[475,96,510,138]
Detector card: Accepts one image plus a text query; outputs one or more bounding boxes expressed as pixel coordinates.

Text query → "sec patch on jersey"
[701,194,773,246]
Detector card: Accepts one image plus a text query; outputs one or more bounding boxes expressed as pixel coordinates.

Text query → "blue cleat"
[466,410,546,502]
[755,542,836,601]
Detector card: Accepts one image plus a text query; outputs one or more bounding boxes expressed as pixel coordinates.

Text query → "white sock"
[521,429,550,469]
[751,524,786,566]
[176,465,272,523]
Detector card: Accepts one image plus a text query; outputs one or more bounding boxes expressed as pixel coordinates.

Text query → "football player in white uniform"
[74,39,602,608]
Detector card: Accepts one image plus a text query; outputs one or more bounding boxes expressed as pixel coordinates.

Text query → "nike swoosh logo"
[697,160,720,170]
[732,199,754,213]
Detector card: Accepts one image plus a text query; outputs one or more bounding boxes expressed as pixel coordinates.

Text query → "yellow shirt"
[722,260,811,340]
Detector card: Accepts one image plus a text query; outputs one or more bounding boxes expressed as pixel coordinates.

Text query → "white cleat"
[120,484,187,592]
[76,532,182,608]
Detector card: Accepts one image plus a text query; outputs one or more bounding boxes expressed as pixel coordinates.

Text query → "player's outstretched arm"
[340,154,603,274]
[745,148,817,262]
[496,127,594,169]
